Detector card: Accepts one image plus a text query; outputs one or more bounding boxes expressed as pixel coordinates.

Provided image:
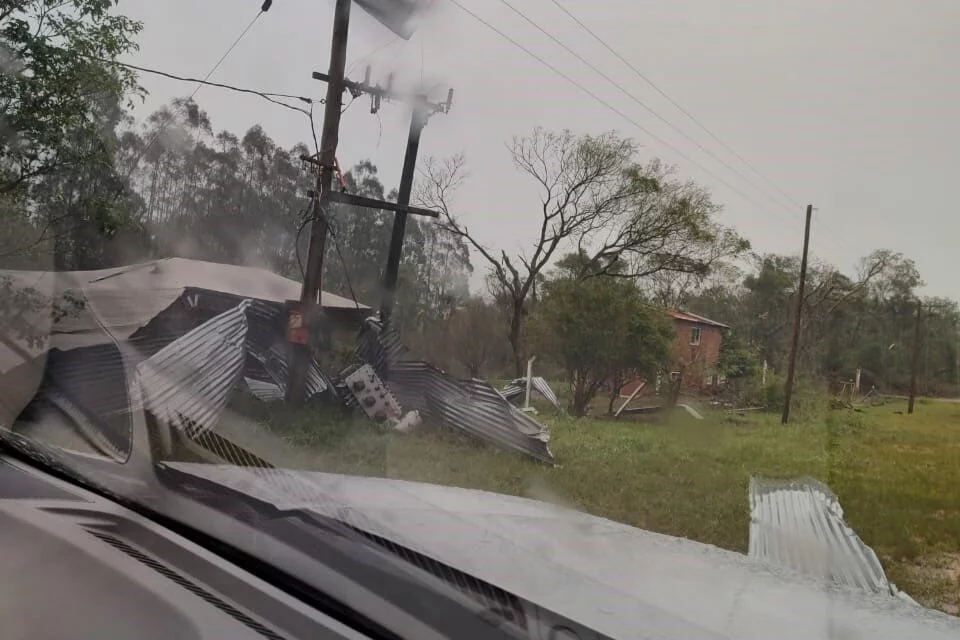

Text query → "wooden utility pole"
[781,204,813,425]
[908,299,923,414]
[306,72,450,328]
[286,0,352,405]
[379,100,429,323]
[379,88,453,322]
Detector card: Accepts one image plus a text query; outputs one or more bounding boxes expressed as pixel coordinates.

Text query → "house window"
[690,327,701,346]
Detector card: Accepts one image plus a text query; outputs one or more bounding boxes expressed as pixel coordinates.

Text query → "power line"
[443,0,801,232]
[127,8,265,175]
[195,10,265,98]
[99,58,318,115]
[542,0,859,258]
[547,0,804,211]
[496,0,799,217]
[345,34,402,78]
[327,214,363,312]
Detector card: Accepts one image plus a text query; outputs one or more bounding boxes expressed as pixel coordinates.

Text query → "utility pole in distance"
[908,299,923,414]
[781,204,813,425]
[286,0,352,405]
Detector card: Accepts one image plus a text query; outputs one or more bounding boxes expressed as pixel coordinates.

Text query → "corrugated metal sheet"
[355,320,553,464]
[243,377,285,403]
[500,377,561,410]
[355,316,407,373]
[748,477,914,602]
[246,341,332,401]
[136,301,250,436]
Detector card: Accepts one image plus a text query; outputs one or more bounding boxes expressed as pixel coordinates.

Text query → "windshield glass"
[2,1,960,637]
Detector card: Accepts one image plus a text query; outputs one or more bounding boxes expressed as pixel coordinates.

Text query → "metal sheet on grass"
[748,477,914,602]
[355,319,553,463]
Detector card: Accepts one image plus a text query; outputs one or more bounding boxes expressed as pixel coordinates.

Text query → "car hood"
[165,462,960,640]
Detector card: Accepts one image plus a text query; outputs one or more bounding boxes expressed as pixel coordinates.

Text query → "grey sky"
[121,0,959,302]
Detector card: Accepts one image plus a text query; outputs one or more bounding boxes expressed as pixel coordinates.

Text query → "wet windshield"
[2,0,960,637]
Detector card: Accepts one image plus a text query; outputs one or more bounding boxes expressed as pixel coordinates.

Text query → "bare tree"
[416,128,746,376]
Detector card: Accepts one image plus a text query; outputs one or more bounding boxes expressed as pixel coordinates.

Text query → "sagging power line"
[496,0,799,218]
[96,58,320,115]
[443,0,802,233]
[126,7,267,176]
[449,0,867,259]
[546,0,804,212]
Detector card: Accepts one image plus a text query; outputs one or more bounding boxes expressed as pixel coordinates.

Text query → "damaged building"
[1,257,554,466]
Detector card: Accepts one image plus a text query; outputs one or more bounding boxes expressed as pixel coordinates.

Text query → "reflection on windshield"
[2,0,960,635]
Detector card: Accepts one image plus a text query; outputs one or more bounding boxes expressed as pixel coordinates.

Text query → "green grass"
[230,395,960,615]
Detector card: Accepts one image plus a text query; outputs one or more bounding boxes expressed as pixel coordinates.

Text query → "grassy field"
[226,395,960,615]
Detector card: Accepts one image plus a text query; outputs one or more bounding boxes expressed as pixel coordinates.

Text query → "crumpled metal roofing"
[500,377,562,411]
[355,318,553,464]
[246,341,332,401]
[242,377,285,403]
[136,301,250,436]
[748,477,914,603]
[0,258,367,374]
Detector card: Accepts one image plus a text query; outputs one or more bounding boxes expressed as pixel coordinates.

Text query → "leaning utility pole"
[908,299,923,414]
[306,71,450,329]
[781,204,813,425]
[286,0,352,405]
[379,101,428,323]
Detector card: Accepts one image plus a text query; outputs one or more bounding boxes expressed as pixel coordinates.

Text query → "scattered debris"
[500,376,561,411]
[18,292,554,465]
[676,404,704,420]
[352,317,554,464]
[613,381,646,418]
[342,364,402,424]
[749,477,916,604]
[242,377,284,403]
[393,410,422,434]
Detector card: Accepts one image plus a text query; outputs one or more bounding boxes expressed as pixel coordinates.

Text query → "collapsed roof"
[0,257,365,360]
[0,258,362,425]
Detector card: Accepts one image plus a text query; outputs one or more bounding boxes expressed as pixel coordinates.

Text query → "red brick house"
[666,310,728,389]
[620,310,729,396]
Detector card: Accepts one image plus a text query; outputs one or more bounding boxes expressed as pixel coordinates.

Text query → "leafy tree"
[716,329,759,380]
[684,248,958,397]
[418,129,746,376]
[529,253,673,416]
[0,0,142,195]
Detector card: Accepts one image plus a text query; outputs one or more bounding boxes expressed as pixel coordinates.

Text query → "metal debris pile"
[19,299,555,465]
[187,307,555,464]
[337,317,554,463]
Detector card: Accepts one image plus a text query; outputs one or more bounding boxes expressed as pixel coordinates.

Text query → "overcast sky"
[120,0,959,302]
